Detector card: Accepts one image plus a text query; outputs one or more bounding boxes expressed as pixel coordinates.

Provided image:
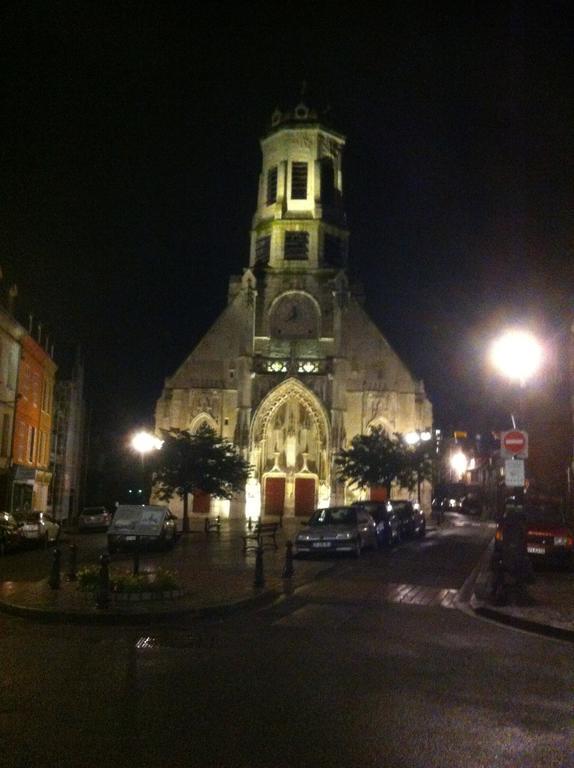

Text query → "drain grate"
[135,634,213,650]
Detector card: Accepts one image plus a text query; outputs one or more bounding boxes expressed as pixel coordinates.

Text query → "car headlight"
[554,536,568,546]
[297,534,311,541]
[335,532,352,540]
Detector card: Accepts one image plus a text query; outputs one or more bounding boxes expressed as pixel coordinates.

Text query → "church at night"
[154,100,432,520]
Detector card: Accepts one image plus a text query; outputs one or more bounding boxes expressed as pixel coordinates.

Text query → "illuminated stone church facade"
[154,102,432,519]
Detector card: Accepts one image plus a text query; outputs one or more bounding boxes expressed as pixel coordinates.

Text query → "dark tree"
[397,440,434,501]
[152,425,251,533]
[335,426,409,496]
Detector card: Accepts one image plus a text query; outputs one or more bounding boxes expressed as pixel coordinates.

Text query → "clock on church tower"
[270,293,319,338]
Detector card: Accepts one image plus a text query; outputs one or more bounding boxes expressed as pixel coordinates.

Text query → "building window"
[284,232,309,261]
[298,361,320,374]
[27,426,36,463]
[0,414,9,457]
[266,166,278,205]
[255,235,271,267]
[266,360,288,373]
[321,159,335,206]
[291,162,308,199]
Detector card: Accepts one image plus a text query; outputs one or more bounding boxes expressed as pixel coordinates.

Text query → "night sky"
[1,2,573,450]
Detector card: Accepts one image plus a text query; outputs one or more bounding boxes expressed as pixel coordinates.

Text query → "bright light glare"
[131,431,163,455]
[404,432,420,446]
[490,330,543,384]
[450,451,468,477]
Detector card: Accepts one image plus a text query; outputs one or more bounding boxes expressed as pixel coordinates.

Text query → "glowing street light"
[131,431,163,468]
[450,451,468,479]
[489,329,543,387]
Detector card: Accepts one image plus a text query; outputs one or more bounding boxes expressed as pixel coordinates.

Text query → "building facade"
[51,351,87,522]
[155,102,432,520]
[11,332,57,514]
[0,306,25,510]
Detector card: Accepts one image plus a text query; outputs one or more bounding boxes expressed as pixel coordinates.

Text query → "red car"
[496,498,574,568]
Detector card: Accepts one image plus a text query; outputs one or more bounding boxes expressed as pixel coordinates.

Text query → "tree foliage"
[151,425,252,530]
[335,426,433,494]
[335,426,407,493]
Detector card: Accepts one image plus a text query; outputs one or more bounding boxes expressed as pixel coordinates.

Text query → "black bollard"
[282,540,294,579]
[96,552,110,609]
[247,516,252,530]
[133,536,140,576]
[253,545,265,588]
[65,542,78,582]
[216,515,221,535]
[48,547,61,590]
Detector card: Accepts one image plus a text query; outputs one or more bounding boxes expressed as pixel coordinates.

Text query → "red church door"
[369,485,388,502]
[294,477,316,517]
[264,476,285,518]
[192,490,211,515]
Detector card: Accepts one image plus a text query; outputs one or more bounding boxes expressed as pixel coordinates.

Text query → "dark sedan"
[351,501,401,546]
[0,512,23,554]
[388,500,426,539]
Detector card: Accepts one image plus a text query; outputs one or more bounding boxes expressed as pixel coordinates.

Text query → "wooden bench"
[204,516,221,536]
[241,522,279,552]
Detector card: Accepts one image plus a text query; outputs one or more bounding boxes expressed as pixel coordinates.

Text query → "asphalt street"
[1,518,572,768]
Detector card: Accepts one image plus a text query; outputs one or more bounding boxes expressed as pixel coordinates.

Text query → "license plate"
[313,542,331,548]
[125,535,136,541]
[527,545,545,555]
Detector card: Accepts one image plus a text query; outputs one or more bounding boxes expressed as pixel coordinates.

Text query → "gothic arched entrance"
[250,379,330,518]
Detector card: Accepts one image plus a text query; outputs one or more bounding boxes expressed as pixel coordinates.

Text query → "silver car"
[295,506,378,557]
[78,506,112,532]
[19,512,61,546]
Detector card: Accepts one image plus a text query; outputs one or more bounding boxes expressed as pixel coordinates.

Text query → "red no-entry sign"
[501,429,528,458]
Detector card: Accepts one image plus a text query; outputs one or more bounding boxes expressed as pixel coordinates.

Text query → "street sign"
[500,429,528,458]
[504,459,525,487]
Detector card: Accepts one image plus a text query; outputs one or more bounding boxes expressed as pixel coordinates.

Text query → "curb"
[472,602,574,644]
[0,586,282,625]
[455,537,574,644]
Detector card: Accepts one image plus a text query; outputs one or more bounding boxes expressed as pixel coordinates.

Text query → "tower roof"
[265,84,342,138]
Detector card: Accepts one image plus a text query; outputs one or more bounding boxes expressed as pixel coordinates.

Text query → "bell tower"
[249,100,349,273]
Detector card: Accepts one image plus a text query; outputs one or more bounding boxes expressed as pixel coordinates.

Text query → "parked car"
[351,501,401,546]
[78,506,112,532]
[388,500,426,538]
[19,512,61,547]
[495,498,574,568]
[295,505,378,557]
[460,494,482,516]
[107,504,178,553]
[0,512,23,553]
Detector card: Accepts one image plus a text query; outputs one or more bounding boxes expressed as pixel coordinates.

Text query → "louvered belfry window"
[291,162,308,199]
[284,231,309,260]
[267,166,278,205]
[255,235,271,266]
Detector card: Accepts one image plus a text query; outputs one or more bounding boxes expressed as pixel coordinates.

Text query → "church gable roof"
[342,297,420,392]
[167,296,250,388]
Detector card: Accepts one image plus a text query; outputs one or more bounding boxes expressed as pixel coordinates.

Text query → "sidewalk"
[0,520,334,625]
[462,539,574,643]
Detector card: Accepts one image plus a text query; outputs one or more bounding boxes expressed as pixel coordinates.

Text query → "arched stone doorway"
[250,379,330,518]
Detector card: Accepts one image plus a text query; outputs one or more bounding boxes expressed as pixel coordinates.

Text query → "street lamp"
[449,451,468,480]
[488,329,542,603]
[489,329,543,389]
[130,431,163,503]
[131,431,163,462]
